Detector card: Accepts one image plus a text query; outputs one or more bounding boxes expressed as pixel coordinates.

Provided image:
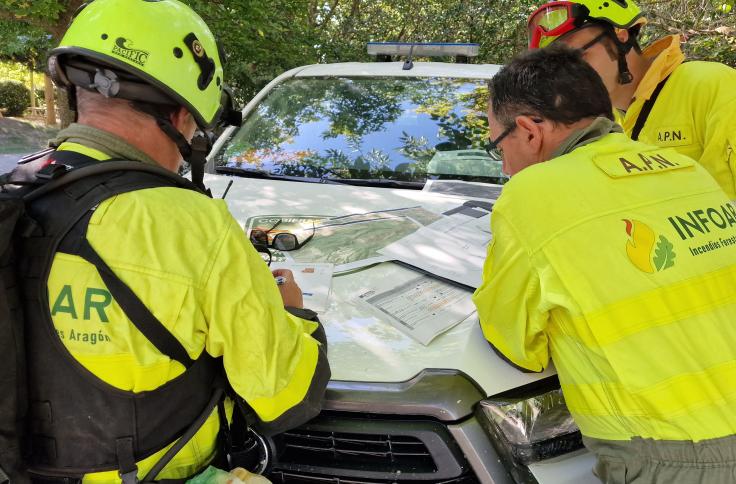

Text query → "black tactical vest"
[16,152,224,482]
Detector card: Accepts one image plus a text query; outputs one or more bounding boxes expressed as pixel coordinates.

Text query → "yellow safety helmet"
[48,0,225,128]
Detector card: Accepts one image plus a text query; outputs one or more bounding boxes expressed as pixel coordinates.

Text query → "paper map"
[246,207,442,270]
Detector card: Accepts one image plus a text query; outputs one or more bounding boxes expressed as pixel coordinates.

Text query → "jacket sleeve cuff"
[249,335,331,436]
[487,340,543,374]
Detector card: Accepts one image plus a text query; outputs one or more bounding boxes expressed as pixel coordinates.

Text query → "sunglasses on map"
[249,220,317,266]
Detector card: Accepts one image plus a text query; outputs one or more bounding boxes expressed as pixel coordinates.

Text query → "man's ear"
[516,115,544,151]
[170,106,193,131]
[616,28,629,44]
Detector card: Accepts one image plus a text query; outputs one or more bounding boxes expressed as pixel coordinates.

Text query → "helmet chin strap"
[155,118,212,197]
[615,42,634,84]
[605,28,636,85]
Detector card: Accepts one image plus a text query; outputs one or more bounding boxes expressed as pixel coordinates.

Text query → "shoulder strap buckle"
[119,469,139,484]
[116,437,139,484]
[36,164,72,181]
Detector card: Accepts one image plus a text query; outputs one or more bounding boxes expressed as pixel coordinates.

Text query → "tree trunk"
[57,88,75,128]
[29,63,36,111]
[44,74,56,126]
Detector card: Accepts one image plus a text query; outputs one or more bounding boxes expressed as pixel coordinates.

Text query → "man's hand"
[272,269,303,308]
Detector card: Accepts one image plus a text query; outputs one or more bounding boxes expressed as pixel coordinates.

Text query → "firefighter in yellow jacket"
[473,46,736,482]
[13,1,330,482]
[527,0,736,199]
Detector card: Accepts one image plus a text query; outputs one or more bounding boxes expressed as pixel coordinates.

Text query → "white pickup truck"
[205,44,598,484]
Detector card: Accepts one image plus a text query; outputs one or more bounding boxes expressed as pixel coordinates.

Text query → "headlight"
[476,387,583,466]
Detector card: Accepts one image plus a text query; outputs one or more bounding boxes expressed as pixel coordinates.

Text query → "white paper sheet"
[378,225,491,288]
[270,262,334,313]
[357,276,476,345]
[422,179,504,200]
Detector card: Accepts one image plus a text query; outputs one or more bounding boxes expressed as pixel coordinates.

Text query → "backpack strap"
[44,161,199,368]
[23,156,208,367]
[58,216,194,368]
[630,75,670,141]
[25,160,206,203]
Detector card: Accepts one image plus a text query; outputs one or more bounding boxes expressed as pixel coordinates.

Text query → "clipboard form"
[270,262,334,313]
[357,275,477,346]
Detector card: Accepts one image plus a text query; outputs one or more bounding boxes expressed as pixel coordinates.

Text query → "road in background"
[0,154,22,174]
[0,117,57,175]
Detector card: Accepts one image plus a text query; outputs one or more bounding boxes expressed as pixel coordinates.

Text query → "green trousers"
[583,435,736,483]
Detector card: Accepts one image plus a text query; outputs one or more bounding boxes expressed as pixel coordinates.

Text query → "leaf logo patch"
[623,219,676,273]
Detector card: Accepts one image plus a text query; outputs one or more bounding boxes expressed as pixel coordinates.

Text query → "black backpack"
[0,177,29,484]
[0,154,229,483]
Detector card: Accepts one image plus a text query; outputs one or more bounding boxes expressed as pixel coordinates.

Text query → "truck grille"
[269,470,478,484]
[267,413,473,482]
[277,429,435,473]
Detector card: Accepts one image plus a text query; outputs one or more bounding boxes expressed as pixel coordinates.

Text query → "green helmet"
[49,0,225,128]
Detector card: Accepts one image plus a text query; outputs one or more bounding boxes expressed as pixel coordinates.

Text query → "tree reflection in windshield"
[216,77,498,183]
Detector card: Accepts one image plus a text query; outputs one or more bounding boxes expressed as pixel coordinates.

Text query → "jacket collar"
[632,35,685,103]
[551,116,623,159]
[50,123,160,167]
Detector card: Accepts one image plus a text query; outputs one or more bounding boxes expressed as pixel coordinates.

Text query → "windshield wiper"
[321,177,425,189]
[215,166,322,183]
[215,167,425,189]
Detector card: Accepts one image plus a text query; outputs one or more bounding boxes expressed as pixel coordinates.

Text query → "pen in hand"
[272,269,303,308]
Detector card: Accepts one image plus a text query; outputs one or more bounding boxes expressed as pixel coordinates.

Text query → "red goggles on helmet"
[527,1,590,49]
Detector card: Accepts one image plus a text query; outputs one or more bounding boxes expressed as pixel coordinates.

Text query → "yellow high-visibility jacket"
[473,132,736,442]
[46,141,329,482]
[620,35,736,199]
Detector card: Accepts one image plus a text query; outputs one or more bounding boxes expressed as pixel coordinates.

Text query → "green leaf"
[653,235,676,271]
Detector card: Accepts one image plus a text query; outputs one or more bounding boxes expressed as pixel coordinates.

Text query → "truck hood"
[205,173,553,397]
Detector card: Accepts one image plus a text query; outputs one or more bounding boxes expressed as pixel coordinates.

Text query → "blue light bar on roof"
[367,42,480,58]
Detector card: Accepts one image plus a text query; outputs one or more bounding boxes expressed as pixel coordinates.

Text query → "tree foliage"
[0,20,52,64]
[640,0,736,65]
[0,0,84,40]
[200,0,734,100]
[0,0,733,103]
[0,80,31,116]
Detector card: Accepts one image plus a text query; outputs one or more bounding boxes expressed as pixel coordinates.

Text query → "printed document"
[357,276,476,345]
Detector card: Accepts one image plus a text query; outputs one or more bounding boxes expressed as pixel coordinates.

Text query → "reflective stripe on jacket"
[621,35,736,199]
[47,141,329,482]
[473,132,736,442]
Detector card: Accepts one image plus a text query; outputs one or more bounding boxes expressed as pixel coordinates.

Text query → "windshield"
[214,77,506,185]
